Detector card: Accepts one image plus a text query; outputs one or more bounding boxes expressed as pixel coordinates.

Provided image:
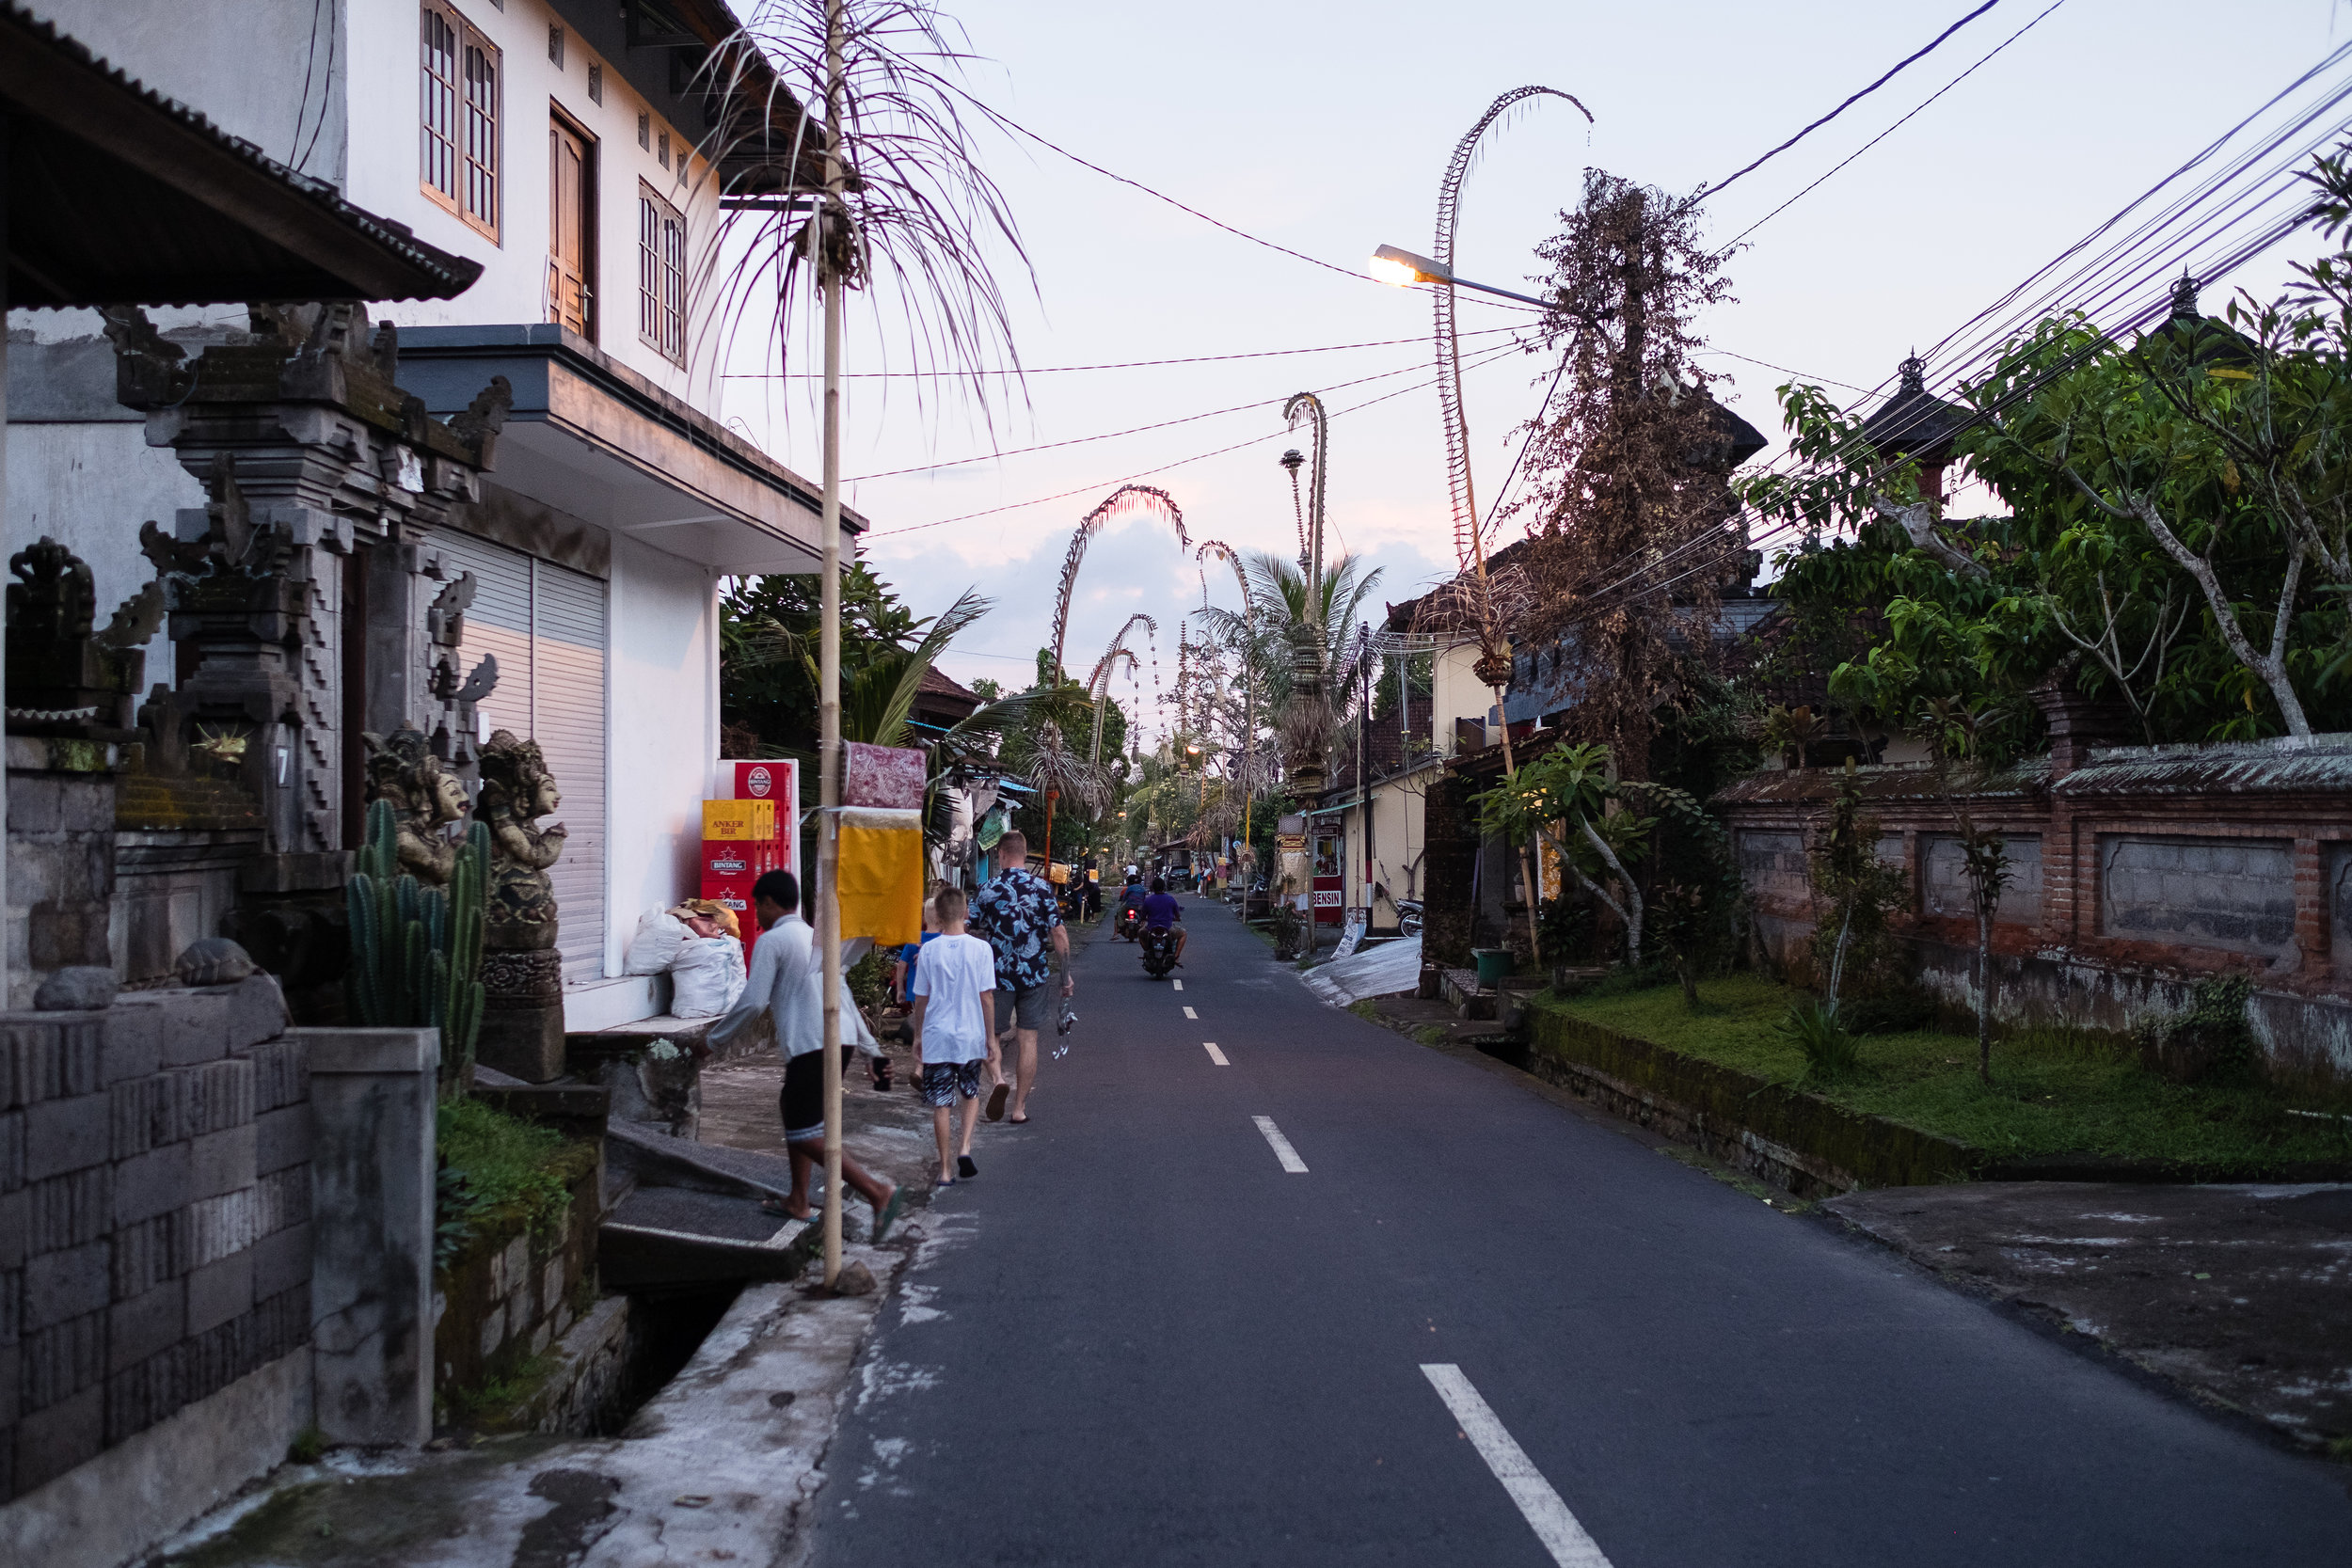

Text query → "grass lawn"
[1535,974,2352,1173]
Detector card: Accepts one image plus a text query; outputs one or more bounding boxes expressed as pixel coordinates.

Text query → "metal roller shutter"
[427,531,609,985]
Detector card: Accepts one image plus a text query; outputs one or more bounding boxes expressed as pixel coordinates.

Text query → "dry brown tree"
[1511,172,1745,779]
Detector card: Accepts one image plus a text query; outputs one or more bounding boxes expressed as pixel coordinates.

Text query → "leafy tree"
[1509,169,1743,777]
[1474,742,1650,967]
[1808,760,1908,1021]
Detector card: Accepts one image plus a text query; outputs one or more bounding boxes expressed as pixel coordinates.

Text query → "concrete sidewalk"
[155,1048,954,1566]
[1827,1181,2352,1455]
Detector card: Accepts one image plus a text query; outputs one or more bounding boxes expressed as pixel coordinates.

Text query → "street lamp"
[1369,244,1555,312]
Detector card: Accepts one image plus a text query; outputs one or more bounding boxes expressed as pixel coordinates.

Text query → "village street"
[805,900,2351,1567]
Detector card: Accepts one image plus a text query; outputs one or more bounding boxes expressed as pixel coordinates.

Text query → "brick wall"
[1717,736,2352,1064]
[0,975,302,1503]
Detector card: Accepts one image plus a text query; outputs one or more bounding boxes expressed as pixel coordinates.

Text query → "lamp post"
[1369,244,1556,310]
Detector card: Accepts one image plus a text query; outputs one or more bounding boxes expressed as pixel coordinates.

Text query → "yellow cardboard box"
[702,798,778,841]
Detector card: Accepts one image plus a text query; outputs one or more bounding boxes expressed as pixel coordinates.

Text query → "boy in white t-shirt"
[908,887,996,1185]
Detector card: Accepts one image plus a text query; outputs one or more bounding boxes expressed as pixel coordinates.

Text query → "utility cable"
[722,324,1524,379]
[965,97,1547,312]
[863,339,1525,539]
[1716,0,2067,251]
[1706,0,2006,198]
[846,339,1527,481]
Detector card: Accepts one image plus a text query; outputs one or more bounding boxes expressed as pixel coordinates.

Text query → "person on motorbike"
[1141,875,1185,965]
[1116,872,1148,938]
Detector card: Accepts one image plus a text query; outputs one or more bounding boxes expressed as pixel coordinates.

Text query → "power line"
[862,339,1525,539]
[965,98,1543,312]
[846,340,1527,482]
[1706,0,2007,198]
[1717,0,2067,252]
[1694,349,1872,394]
[723,324,1525,379]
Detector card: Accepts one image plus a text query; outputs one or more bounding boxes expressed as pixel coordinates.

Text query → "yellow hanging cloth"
[834,806,923,946]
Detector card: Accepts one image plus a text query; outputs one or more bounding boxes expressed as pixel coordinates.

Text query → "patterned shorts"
[920,1060,983,1106]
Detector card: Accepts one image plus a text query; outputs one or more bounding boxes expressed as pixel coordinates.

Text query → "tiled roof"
[0,3,482,305]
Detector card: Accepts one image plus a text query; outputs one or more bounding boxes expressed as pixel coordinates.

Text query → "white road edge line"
[1183,1006,1198,1020]
[1203,1041,1229,1066]
[1251,1116,1307,1172]
[1420,1365,1613,1568]
[1172,979,1184,990]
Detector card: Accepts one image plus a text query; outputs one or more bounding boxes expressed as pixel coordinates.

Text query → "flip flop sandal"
[870,1186,904,1244]
[985,1084,1010,1122]
[761,1199,814,1221]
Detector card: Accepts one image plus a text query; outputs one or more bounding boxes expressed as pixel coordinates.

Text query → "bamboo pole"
[817,0,846,1288]
[1443,275,1543,970]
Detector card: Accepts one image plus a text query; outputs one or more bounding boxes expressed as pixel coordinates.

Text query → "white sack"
[669,934,746,1018]
[624,909,690,975]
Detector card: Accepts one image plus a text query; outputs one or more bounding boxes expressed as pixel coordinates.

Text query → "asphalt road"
[804,899,2351,1567]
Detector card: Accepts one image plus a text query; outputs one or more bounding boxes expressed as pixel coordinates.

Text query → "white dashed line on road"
[1202,1042,1229,1066]
[1172,979,1184,990]
[1421,1365,1613,1567]
[1252,1116,1307,1172]
[1183,1006,1198,1020]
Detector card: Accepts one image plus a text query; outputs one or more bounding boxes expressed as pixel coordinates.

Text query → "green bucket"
[1471,947,1513,988]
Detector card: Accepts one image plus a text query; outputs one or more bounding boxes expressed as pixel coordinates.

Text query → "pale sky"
[714,0,2349,746]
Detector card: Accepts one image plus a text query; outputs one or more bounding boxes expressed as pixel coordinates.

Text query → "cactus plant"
[347,799,489,1087]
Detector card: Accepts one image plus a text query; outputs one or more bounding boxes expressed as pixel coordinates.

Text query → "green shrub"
[848,945,892,1009]
[2146,974,2260,1085]
[436,1100,579,1268]
[1779,999,1861,1084]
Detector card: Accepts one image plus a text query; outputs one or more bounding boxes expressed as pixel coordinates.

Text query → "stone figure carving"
[6,537,157,730]
[360,722,469,885]
[476,729,567,950]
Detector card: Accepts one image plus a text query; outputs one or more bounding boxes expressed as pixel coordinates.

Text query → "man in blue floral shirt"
[969,831,1071,1125]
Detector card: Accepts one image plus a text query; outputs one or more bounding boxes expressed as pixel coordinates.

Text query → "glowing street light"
[1369,243,1554,311]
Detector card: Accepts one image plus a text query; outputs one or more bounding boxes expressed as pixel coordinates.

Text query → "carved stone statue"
[475,730,567,950]
[360,722,469,885]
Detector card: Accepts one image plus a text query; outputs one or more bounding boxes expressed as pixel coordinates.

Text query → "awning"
[395,326,861,575]
[0,5,480,306]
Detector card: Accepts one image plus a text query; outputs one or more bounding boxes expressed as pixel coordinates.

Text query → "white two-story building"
[8,0,855,1027]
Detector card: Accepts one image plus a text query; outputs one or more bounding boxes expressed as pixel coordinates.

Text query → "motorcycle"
[1396,899,1424,939]
[1138,924,1180,978]
[1116,905,1144,942]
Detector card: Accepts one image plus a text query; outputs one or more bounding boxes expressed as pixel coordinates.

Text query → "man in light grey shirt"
[711,870,900,1240]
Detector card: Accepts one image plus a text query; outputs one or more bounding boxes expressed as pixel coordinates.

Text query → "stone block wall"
[7,736,122,1010]
[432,1148,601,1406]
[0,976,302,1504]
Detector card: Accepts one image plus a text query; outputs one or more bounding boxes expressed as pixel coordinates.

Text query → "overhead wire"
[724,324,1524,379]
[862,337,1527,539]
[846,338,1531,481]
[963,98,1547,313]
[1705,0,2007,198]
[1555,48,2352,623]
[1715,0,2068,252]
[1724,46,2352,502]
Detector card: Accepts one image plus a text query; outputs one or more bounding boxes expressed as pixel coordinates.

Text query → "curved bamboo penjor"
[1432,85,1591,680]
[1049,484,1188,681]
[1087,612,1156,763]
[1195,540,1248,615]
[1279,395,1329,611]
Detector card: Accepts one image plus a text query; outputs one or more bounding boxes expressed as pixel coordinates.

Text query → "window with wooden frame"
[638,183,687,365]
[548,111,596,338]
[421,1,500,240]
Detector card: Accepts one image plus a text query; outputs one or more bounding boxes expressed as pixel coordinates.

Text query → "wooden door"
[548,120,592,336]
